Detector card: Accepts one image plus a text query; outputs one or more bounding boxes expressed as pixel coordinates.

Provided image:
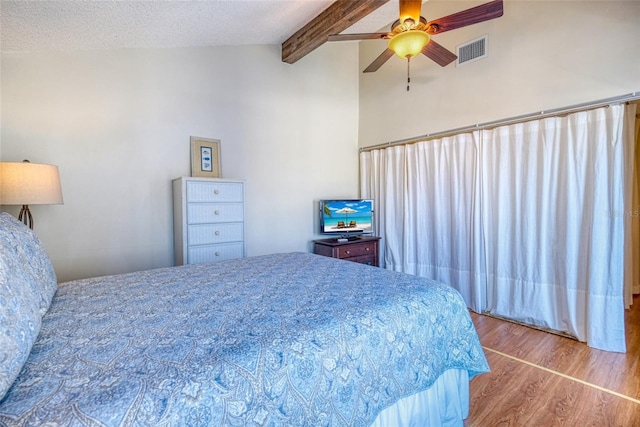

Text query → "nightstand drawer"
[335,242,376,259]
[187,203,244,223]
[347,254,377,266]
[188,223,243,245]
[313,236,380,267]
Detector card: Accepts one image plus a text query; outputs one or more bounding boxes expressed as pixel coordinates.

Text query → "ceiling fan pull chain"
[406,57,411,91]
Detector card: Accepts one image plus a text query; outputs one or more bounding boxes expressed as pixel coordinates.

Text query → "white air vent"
[456,35,488,66]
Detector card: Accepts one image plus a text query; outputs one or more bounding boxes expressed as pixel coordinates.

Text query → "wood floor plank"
[465,295,640,425]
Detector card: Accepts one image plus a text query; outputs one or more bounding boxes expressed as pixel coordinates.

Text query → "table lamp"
[0,160,64,229]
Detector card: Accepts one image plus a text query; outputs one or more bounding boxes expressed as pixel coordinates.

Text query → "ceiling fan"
[328,0,504,84]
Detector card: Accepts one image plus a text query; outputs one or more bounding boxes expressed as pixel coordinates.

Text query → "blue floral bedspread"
[0,252,488,426]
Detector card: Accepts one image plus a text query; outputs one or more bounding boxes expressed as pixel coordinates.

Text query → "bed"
[0,212,489,426]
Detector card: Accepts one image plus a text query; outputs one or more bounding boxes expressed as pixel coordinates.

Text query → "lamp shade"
[388,30,430,59]
[0,162,63,205]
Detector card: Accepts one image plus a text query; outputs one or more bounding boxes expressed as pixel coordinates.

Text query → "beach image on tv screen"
[323,200,373,233]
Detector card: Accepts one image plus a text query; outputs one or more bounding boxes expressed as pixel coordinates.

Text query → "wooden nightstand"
[313,236,381,267]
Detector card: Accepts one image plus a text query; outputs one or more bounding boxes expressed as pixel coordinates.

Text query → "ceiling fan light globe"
[388,30,430,59]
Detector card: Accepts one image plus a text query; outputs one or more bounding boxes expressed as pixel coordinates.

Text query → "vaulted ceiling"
[0,0,399,55]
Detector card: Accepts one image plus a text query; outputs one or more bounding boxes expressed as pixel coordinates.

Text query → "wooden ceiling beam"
[282,0,389,64]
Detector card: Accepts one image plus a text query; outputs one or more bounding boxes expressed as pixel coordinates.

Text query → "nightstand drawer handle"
[215,230,220,236]
[345,250,350,255]
[365,248,370,252]
[214,210,220,215]
[214,189,220,195]
[215,251,221,256]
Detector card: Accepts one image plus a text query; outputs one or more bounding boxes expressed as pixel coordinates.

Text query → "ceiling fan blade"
[328,33,389,42]
[399,0,423,24]
[421,40,457,67]
[363,48,395,73]
[426,0,503,35]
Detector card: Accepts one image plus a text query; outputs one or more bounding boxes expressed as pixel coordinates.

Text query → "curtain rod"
[360,92,640,152]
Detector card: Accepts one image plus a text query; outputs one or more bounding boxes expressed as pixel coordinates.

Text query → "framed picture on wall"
[190,136,221,178]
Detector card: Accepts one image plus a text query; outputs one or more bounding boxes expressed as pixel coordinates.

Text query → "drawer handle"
[214,210,220,215]
[214,189,220,195]
[345,250,350,255]
[215,230,220,236]
[365,247,370,252]
[215,251,221,256]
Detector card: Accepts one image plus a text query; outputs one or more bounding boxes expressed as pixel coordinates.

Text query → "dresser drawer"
[187,203,244,224]
[188,242,245,264]
[335,242,376,259]
[186,181,244,203]
[188,223,243,245]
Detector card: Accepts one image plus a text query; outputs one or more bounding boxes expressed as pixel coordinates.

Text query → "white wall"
[359,0,640,147]
[1,43,361,282]
[4,1,637,282]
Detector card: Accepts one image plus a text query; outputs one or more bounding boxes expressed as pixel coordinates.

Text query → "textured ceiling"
[0,0,403,53]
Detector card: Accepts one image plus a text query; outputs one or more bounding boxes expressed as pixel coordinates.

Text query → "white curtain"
[361,133,486,312]
[360,104,632,352]
[482,105,627,353]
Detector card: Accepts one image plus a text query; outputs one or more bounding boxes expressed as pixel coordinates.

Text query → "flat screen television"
[320,199,374,236]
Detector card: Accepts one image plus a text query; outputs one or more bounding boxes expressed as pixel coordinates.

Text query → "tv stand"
[313,236,381,267]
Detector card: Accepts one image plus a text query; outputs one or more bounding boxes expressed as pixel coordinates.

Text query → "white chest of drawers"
[173,177,246,265]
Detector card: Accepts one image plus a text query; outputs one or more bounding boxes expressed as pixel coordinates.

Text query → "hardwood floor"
[465,295,640,426]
